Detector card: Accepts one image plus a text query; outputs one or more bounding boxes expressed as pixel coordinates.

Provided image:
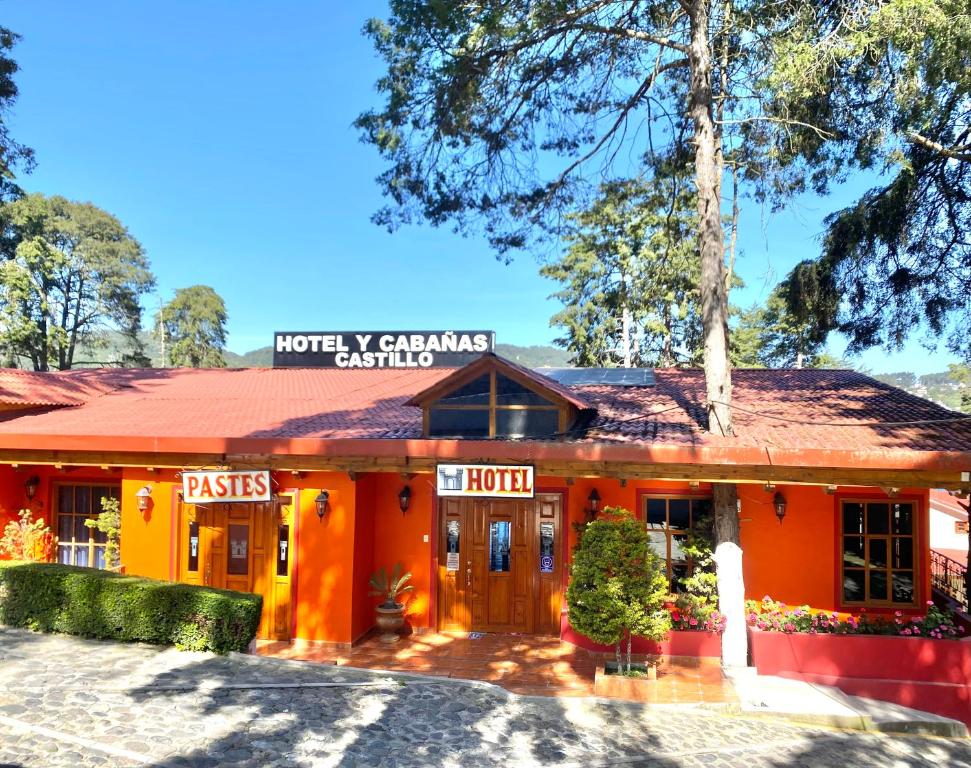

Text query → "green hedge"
[0,561,262,653]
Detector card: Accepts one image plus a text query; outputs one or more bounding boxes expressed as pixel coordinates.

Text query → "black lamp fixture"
[773,491,787,524]
[24,475,39,501]
[315,490,330,521]
[586,488,601,522]
[398,485,411,515]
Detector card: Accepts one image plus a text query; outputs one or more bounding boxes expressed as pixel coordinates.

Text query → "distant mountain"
[220,343,567,369]
[872,371,969,411]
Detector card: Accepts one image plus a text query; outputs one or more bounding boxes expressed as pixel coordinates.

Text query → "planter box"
[562,614,721,659]
[749,627,971,726]
[593,662,658,701]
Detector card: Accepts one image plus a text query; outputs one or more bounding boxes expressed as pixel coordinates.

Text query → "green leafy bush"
[0,561,261,653]
[567,507,670,672]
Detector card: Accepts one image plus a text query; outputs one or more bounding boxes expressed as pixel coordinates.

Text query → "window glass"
[843,502,865,534]
[539,521,554,573]
[489,521,511,572]
[868,538,888,569]
[893,537,913,569]
[646,499,667,527]
[668,499,690,530]
[495,408,559,438]
[892,503,913,535]
[867,504,890,535]
[436,375,490,406]
[495,374,552,406]
[843,536,865,567]
[869,571,888,600]
[892,572,914,603]
[429,408,490,438]
[843,570,865,601]
[445,519,460,571]
[644,496,711,589]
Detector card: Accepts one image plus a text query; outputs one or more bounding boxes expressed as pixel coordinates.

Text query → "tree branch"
[906,131,971,163]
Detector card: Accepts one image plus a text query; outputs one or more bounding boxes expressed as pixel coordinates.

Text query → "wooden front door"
[437,494,562,635]
[178,498,294,640]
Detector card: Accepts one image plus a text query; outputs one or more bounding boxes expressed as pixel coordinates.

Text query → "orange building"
[0,347,969,648]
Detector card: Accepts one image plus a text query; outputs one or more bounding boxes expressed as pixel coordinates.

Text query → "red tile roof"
[0,368,131,407]
[0,364,967,470]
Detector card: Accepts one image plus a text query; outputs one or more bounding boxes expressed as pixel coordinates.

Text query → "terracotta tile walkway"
[256,632,737,705]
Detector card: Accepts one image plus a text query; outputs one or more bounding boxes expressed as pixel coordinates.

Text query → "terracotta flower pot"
[375,603,406,644]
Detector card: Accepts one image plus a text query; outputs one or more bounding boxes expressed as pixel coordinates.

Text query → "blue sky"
[3,1,958,374]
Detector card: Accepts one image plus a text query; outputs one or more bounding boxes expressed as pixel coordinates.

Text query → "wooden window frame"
[641,493,712,587]
[54,481,121,570]
[838,496,921,610]
[425,369,569,438]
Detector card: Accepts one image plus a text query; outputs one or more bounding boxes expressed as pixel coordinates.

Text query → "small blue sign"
[540,555,554,573]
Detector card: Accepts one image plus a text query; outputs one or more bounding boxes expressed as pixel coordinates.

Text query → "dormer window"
[407,354,595,440]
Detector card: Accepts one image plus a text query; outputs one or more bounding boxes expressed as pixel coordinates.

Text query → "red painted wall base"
[749,628,971,726]
[561,614,722,658]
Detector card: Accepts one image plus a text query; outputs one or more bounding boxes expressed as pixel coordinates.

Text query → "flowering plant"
[746,596,962,640]
[669,601,727,632]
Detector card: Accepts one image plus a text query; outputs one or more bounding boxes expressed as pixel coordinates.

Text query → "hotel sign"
[436,464,535,499]
[182,470,272,504]
[273,331,495,368]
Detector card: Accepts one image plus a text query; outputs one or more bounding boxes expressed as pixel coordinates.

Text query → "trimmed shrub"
[0,561,261,653]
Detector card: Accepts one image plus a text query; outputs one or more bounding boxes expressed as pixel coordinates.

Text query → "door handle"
[204,563,211,586]
[466,568,472,587]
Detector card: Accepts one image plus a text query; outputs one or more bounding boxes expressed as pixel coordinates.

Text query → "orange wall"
[120,469,178,579]
[351,474,377,641]
[286,471,359,644]
[370,472,436,631]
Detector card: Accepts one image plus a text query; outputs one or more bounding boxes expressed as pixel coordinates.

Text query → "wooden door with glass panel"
[178,499,294,640]
[437,494,562,635]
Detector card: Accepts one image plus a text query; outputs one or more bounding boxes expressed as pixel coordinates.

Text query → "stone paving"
[1,626,970,768]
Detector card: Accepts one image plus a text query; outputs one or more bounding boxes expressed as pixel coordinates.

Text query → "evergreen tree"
[0,194,154,370]
[158,285,228,368]
[542,170,702,367]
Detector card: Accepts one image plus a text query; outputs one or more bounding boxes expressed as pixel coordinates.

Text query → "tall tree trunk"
[688,1,746,668]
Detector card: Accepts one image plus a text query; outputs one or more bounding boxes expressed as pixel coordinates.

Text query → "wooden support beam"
[0,450,966,491]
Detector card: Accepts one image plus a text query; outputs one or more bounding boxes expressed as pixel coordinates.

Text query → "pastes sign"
[182,470,272,503]
[273,331,494,368]
[436,464,535,499]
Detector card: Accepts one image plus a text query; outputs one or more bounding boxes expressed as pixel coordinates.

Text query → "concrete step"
[724,668,968,738]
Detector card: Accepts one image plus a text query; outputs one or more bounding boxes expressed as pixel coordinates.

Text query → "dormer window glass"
[426,371,564,439]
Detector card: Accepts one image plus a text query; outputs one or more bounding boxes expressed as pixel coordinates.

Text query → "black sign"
[273,331,495,368]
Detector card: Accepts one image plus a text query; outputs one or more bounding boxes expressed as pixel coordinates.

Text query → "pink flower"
[927,601,934,607]
[784,623,796,633]
[902,628,912,635]
[894,611,903,617]
[689,617,698,626]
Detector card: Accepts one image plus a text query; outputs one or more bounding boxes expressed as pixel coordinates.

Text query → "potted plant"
[567,508,671,699]
[369,563,414,643]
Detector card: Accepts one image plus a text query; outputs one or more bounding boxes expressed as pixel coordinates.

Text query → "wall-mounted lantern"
[585,488,601,523]
[24,475,40,501]
[398,485,411,515]
[315,490,330,521]
[773,491,787,524]
[135,485,153,512]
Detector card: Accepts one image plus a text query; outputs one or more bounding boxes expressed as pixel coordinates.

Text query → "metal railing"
[931,550,968,612]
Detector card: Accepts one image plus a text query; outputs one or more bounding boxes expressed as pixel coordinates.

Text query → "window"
[644,496,712,590]
[56,484,120,569]
[427,371,565,439]
[841,499,917,607]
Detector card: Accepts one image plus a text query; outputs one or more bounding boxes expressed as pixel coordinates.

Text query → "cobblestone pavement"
[1,627,970,768]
